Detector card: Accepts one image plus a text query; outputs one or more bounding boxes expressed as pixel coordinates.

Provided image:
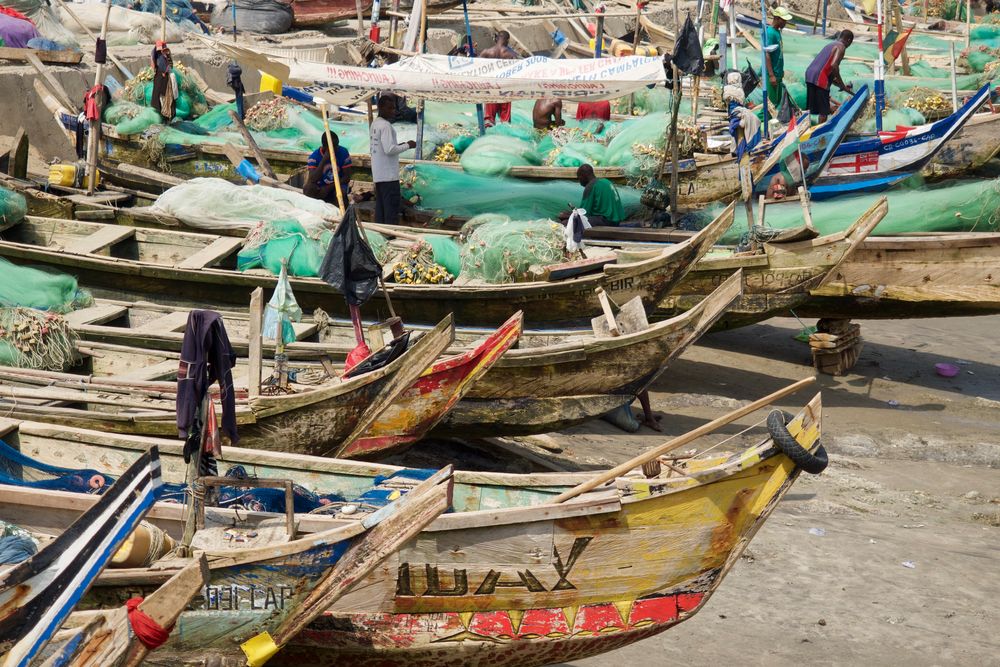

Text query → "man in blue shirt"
[304,132,353,206]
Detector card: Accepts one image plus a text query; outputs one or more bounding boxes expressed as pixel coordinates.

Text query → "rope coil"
[126,597,173,650]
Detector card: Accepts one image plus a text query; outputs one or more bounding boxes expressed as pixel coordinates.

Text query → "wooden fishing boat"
[802,231,1000,318]
[0,312,519,458]
[47,273,731,437]
[0,448,164,666]
[292,0,460,26]
[653,198,887,328]
[41,557,208,667]
[0,316,455,458]
[0,384,826,665]
[809,83,991,199]
[0,209,731,327]
[922,111,1000,179]
[433,270,743,436]
[0,432,454,666]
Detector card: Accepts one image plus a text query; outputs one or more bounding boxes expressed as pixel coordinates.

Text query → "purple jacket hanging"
[176,310,239,451]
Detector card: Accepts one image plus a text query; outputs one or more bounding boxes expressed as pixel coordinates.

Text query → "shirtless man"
[532,98,564,130]
[479,30,519,127]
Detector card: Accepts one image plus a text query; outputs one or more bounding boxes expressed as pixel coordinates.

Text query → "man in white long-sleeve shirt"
[370,95,416,225]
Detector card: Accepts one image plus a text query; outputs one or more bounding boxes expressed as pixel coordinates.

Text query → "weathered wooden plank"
[177,236,243,269]
[133,310,190,334]
[64,226,136,255]
[112,359,178,382]
[62,304,128,327]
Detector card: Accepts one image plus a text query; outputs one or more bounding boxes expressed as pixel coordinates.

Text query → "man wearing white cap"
[764,6,793,108]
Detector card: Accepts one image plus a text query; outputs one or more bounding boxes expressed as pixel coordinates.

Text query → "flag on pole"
[263,261,302,346]
[885,27,913,63]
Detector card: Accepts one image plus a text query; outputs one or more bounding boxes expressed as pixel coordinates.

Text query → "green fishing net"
[401,164,643,220]
[459,217,566,284]
[702,177,1000,243]
[0,188,26,225]
[118,65,209,121]
[238,219,330,278]
[365,230,390,264]
[460,136,544,176]
[420,234,462,277]
[0,258,93,313]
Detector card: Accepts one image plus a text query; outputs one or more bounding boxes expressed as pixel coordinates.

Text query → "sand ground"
[399,313,999,666]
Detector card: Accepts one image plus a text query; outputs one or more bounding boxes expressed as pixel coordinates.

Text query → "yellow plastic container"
[48,163,78,187]
[614,43,658,57]
[260,73,283,94]
[588,37,612,53]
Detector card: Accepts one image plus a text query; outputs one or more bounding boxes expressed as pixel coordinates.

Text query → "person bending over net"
[533,98,565,130]
[559,164,626,226]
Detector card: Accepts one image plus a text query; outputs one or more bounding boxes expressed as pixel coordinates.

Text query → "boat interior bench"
[63,225,136,256]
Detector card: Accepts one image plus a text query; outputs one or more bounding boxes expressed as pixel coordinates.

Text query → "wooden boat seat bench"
[177,237,244,269]
[63,304,130,327]
[64,226,135,255]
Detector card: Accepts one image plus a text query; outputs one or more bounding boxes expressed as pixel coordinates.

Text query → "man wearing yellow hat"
[763,6,793,108]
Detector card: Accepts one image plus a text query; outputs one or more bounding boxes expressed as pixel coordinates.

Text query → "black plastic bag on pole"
[319,206,382,307]
[672,16,704,75]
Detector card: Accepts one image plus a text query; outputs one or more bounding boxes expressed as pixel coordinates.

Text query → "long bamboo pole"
[317,101,347,214]
[552,377,817,504]
[160,0,166,42]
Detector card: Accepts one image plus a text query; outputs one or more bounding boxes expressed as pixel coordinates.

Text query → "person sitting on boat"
[151,41,176,122]
[805,30,855,123]
[370,94,417,225]
[763,6,792,111]
[532,98,565,130]
[304,132,353,205]
[559,164,625,227]
[479,30,520,127]
[768,173,788,200]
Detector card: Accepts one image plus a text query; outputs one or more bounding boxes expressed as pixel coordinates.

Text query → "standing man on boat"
[532,98,565,130]
[479,30,520,127]
[370,94,416,225]
[805,30,855,123]
[560,164,625,227]
[304,131,352,205]
[151,41,176,122]
[763,6,793,111]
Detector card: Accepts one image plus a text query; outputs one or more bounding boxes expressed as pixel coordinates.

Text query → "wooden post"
[950,42,958,112]
[388,0,401,47]
[355,0,365,38]
[812,0,821,33]
[317,100,347,214]
[922,0,927,21]
[552,377,817,504]
[86,0,113,194]
[627,2,643,114]
[594,13,605,57]
[893,0,910,76]
[667,63,681,225]
[228,110,276,179]
[965,0,971,48]
[160,0,167,42]
[414,0,428,160]
[6,128,28,179]
[248,287,263,399]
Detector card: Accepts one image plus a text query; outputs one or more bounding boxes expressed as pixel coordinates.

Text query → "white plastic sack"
[149,177,342,233]
[59,3,186,44]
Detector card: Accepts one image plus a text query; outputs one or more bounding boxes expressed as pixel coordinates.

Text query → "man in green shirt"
[566,164,625,226]
[764,6,792,108]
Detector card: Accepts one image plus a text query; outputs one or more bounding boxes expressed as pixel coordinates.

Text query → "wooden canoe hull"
[432,393,634,437]
[656,199,888,329]
[0,213,726,328]
[346,313,523,458]
[9,393,821,666]
[922,112,1000,180]
[291,0,372,27]
[801,232,1000,318]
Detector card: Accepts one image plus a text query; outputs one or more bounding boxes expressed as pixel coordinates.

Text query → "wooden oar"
[552,376,817,503]
[240,466,454,667]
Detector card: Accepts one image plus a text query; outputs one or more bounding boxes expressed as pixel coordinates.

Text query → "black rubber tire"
[766,410,829,474]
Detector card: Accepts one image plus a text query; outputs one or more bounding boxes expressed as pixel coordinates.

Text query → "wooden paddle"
[552,376,817,503]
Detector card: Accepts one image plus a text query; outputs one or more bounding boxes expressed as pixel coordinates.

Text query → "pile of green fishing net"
[0,188,26,225]
[0,258,93,369]
[117,65,209,122]
[458,216,566,284]
[401,164,643,220]
[702,177,1000,243]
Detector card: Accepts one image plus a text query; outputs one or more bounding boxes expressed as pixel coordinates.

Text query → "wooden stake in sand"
[552,376,817,503]
[86,0,114,194]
